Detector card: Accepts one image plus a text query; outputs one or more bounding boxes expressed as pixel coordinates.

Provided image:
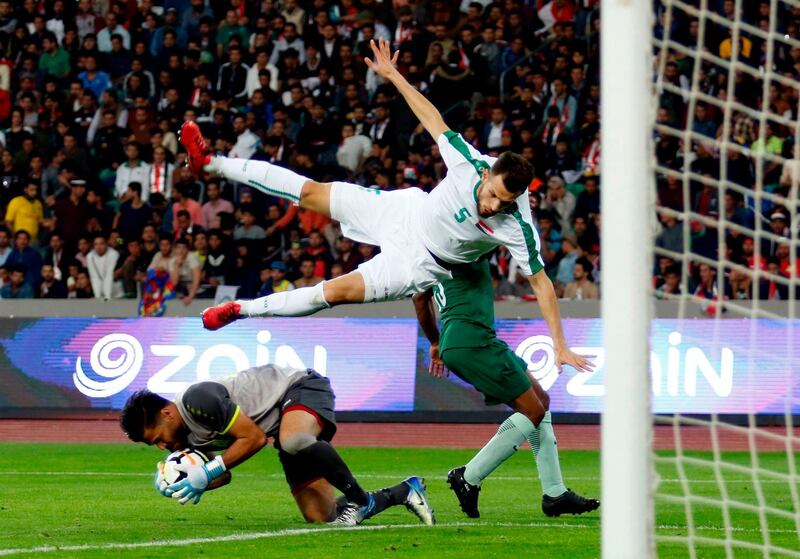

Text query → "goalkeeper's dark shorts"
[273,370,338,494]
[440,340,533,406]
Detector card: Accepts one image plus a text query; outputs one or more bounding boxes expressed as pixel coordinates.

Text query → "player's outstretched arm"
[412,291,448,378]
[365,38,449,140]
[528,270,594,374]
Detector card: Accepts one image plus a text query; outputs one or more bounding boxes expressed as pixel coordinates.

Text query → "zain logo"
[73,333,144,398]
[516,335,558,383]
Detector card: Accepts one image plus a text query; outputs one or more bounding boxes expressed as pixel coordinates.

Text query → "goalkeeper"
[119,365,434,526]
[413,258,599,518]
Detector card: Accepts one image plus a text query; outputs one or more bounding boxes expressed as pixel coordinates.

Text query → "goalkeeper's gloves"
[154,461,173,498]
[168,455,226,505]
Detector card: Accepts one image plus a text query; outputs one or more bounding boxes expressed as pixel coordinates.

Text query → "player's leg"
[201,184,426,330]
[292,478,337,523]
[181,120,332,215]
[279,412,433,525]
[458,386,545,490]
[276,372,434,525]
[202,266,368,329]
[279,408,372,509]
[526,377,600,517]
[440,345,540,517]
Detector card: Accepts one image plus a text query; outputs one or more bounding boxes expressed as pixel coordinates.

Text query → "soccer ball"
[159,449,210,485]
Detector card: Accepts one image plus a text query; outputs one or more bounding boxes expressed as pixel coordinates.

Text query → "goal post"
[600,1,655,558]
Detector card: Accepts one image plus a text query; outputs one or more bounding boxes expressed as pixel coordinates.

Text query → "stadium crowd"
[654,0,800,304]
[0,0,792,306]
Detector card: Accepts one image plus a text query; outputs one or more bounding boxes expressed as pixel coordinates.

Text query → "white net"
[652,0,800,556]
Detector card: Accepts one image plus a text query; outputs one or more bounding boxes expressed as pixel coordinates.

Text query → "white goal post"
[600,1,654,558]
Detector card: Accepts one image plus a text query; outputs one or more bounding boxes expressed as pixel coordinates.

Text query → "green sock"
[527,411,568,497]
[463,413,535,486]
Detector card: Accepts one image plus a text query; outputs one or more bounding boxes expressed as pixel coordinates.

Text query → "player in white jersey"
[185,39,590,374]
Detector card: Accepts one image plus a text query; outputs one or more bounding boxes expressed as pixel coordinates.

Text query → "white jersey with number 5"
[417,131,545,276]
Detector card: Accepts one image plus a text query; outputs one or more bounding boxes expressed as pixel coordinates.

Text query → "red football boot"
[179,120,212,175]
[201,301,242,331]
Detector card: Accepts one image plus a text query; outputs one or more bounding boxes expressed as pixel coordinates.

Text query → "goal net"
[646,0,800,557]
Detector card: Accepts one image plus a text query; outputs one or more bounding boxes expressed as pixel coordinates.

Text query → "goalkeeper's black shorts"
[273,370,338,494]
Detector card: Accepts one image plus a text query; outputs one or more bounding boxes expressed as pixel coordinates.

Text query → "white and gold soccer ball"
[159,449,210,485]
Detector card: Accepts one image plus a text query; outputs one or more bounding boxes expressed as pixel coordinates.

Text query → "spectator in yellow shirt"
[5,182,44,244]
[719,31,752,61]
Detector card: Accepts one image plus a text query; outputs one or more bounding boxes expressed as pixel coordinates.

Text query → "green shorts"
[440,340,532,406]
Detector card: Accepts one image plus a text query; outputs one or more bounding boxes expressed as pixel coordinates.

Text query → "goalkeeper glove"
[153,461,173,498]
[168,455,226,505]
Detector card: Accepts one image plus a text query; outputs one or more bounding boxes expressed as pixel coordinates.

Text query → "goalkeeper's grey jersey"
[174,364,308,451]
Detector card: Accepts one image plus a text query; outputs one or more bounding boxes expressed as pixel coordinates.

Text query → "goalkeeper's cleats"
[329,494,375,526]
[542,489,600,517]
[403,476,436,525]
[447,466,481,518]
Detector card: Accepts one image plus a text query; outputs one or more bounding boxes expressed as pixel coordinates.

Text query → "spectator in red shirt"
[171,184,204,233]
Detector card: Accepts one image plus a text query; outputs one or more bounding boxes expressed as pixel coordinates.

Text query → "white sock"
[237,282,329,317]
[463,413,535,486]
[207,157,308,204]
[527,411,568,497]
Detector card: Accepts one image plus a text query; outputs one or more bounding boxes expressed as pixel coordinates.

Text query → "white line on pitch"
[4,471,791,484]
[2,521,800,557]
[0,523,583,556]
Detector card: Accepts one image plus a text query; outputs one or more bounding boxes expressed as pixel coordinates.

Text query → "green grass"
[0,444,797,558]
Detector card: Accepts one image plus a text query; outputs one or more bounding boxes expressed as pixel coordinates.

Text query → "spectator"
[547,78,578,131]
[270,22,306,66]
[217,45,250,106]
[114,182,150,244]
[97,13,130,53]
[202,181,235,229]
[563,257,599,300]
[171,184,205,232]
[114,144,150,202]
[39,264,67,298]
[170,238,201,305]
[655,265,683,299]
[0,265,34,299]
[555,235,580,297]
[87,234,123,299]
[78,54,112,98]
[76,0,99,41]
[148,235,174,272]
[148,146,174,200]
[693,263,724,313]
[306,229,332,279]
[656,213,684,255]
[270,261,295,292]
[0,226,10,267]
[204,229,234,287]
[175,209,205,241]
[216,11,249,59]
[39,32,71,80]
[73,269,94,298]
[43,233,69,281]
[294,255,324,288]
[119,238,148,298]
[5,181,44,243]
[234,205,267,241]
[334,236,362,275]
[229,114,261,159]
[5,230,42,286]
[541,175,576,233]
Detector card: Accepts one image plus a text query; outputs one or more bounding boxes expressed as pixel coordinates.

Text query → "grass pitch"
[0,444,797,558]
